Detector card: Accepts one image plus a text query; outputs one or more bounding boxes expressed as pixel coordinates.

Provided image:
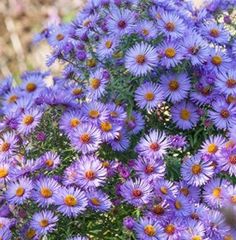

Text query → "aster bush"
[1,0,236,239]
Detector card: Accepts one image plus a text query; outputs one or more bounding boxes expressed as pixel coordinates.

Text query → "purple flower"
[0,132,18,161]
[120,178,153,207]
[125,42,157,76]
[123,216,135,230]
[219,145,236,176]
[39,151,61,170]
[216,70,236,96]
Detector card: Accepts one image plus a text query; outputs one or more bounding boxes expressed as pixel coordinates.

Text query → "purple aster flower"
[222,185,236,208]
[5,177,32,205]
[137,20,157,40]
[169,134,187,149]
[63,162,79,186]
[158,40,183,68]
[178,181,200,203]
[60,110,86,134]
[0,163,11,184]
[36,131,46,142]
[107,7,135,36]
[39,151,61,170]
[209,99,236,130]
[182,31,209,65]
[182,220,206,240]
[134,217,165,240]
[216,70,236,96]
[160,73,190,103]
[133,156,165,182]
[219,145,236,176]
[125,42,157,76]
[0,132,18,161]
[134,81,164,111]
[30,210,58,236]
[86,188,112,212]
[21,223,39,240]
[109,130,130,152]
[54,186,88,217]
[32,177,60,207]
[81,101,109,125]
[75,155,107,188]
[204,210,231,239]
[158,12,185,39]
[106,103,127,123]
[202,22,230,45]
[99,119,121,142]
[17,108,42,135]
[161,218,183,239]
[126,111,145,134]
[136,130,170,159]
[87,68,109,100]
[69,123,102,154]
[171,101,199,130]
[200,135,226,157]
[123,216,135,230]
[97,36,119,59]
[181,154,214,187]
[120,178,153,207]
[154,179,178,201]
[203,178,230,208]
[171,195,192,217]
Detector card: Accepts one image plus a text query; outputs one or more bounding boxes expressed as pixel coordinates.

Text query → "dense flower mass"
[1,0,236,239]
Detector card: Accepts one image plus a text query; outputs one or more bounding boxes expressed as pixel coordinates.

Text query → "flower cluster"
[1,0,236,239]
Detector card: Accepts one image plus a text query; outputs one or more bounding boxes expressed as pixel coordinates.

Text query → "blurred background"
[0,0,202,79]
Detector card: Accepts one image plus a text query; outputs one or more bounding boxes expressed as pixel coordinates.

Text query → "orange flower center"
[45,159,54,167]
[15,187,25,197]
[136,54,146,64]
[165,224,176,235]
[212,187,221,198]
[210,28,220,38]
[8,95,18,103]
[145,165,154,174]
[80,133,90,143]
[89,110,100,118]
[40,187,52,198]
[144,225,156,236]
[180,109,190,120]
[224,235,234,240]
[73,88,83,95]
[144,92,155,101]
[23,115,34,125]
[165,22,175,31]
[105,40,113,49]
[64,194,77,206]
[211,55,222,66]
[149,143,160,151]
[101,121,112,132]
[169,80,179,91]
[90,78,101,89]
[26,228,36,239]
[91,197,101,206]
[226,78,236,88]
[229,155,236,165]
[165,48,176,58]
[180,187,189,196]
[85,170,95,180]
[0,168,8,178]
[220,109,230,119]
[26,83,37,92]
[39,219,49,228]
[174,200,182,209]
[0,142,10,152]
[70,118,80,128]
[142,29,149,36]
[153,205,164,215]
[160,186,168,195]
[207,143,218,154]
[56,33,64,41]
[191,164,202,175]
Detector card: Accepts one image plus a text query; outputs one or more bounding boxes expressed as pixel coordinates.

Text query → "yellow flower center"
[210,28,220,38]
[168,80,179,91]
[45,159,54,167]
[15,187,25,197]
[102,161,110,168]
[80,133,90,143]
[224,235,234,240]
[89,110,100,118]
[136,54,146,64]
[180,109,190,120]
[26,228,36,239]
[85,170,95,180]
[86,58,96,67]
[101,121,112,132]
[211,55,222,66]
[26,83,37,92]
[91,197,101,206]
[191,164,202,175]
[207,143,218,154]
[212,187,221,198]
[165,22,175,31]
[144,92,155,101]
[64,194,77,206]
[174,200,182,209]
[165,48,176,58]
[39,219,49,228]
[70,118,80,128]
[72,88,83,95]
[0,168,8,178]
[192,236,202,240]
[144,225,156,236]
[40,187,52,198]
[56,33,65,41]
[160,186,168,195]
[105,40,113,49]
[165,224,175,235]
[220,109,230,119]
[8,95,18,103]
[142,29,149,36]
[90,78,101,89]
[23,115,34,125]
[0,142,10,152]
